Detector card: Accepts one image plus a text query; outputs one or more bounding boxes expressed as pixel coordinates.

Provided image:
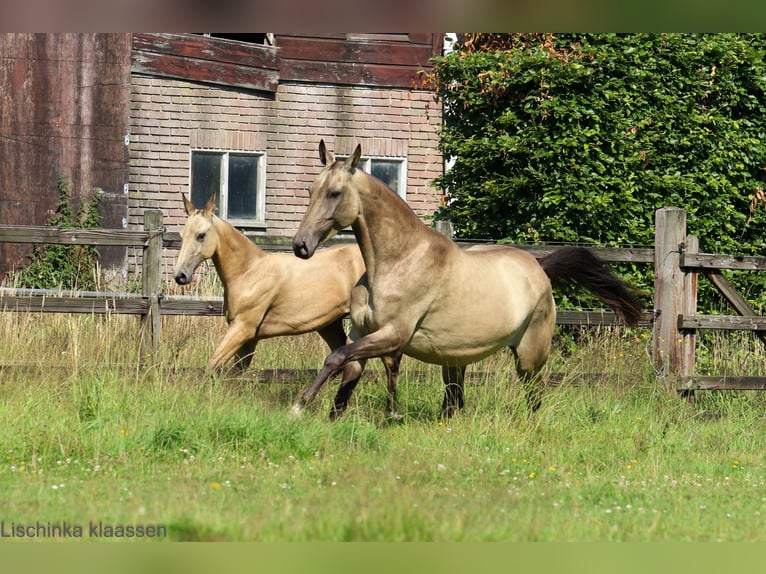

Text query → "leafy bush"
[12,175,101,290]
[426,33,766,311]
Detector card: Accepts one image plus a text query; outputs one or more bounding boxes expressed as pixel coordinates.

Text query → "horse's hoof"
[328,408,344,421]
[290,403,304,418]
[387,410,403,421]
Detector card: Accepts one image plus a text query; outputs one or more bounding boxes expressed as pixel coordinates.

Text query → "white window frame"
[340,155,407,200]
[189,149,267,227]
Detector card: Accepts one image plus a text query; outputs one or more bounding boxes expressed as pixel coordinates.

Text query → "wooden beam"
[133,33,279,70]
[703,269,766,345]
[704,270,757,315]
[278,60,428,89]
[682,252,766,271]
[555,310,654,327]
[160,297,224,316]
[683,376,766,390]
[0,226,147,247]
[276,36,436,67]
[679,314,766,331]
[681,235,698,383]
[653,207,687,378]
[0,295,148,314]
[141,210,163,353]
[132,33,279,93]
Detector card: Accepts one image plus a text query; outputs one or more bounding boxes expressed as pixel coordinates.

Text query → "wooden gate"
[653,207,766,393]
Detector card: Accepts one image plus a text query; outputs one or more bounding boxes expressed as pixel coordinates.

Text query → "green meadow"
[1,307,766,542]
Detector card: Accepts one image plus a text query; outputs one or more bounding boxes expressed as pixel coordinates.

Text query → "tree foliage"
[426,33,766,310]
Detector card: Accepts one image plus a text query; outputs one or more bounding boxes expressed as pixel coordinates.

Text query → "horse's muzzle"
[174,271,191,285]
[293,240,310,260]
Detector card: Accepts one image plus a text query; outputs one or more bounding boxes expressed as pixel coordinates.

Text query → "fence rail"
[0,210,656,335]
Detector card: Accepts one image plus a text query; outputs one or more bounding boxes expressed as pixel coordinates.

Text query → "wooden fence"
[0,207,763,391]
[654,207,766,393]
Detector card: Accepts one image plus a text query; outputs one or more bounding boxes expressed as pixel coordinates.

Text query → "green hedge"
[429,34,766,311]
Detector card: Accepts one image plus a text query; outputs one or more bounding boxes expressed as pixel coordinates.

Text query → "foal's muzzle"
[174,271,191,285]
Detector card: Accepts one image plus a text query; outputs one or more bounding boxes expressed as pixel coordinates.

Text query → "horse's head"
[293,140,362,259]
[173,193,219,285]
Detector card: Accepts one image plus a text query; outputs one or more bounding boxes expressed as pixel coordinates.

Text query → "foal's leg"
[231,339,257,372]
[209,318,258,371]
[441,365,467,418]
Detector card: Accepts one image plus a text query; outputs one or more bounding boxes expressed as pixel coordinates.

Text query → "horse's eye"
[196,232,206,242]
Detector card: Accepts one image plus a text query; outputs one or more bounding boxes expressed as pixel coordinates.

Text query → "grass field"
[2,308,766,542]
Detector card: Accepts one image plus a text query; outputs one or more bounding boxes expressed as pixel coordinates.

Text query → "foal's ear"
[318,139,335,166]
[182,193,195,216]
[344,144,362,171]
[204,193,217,214]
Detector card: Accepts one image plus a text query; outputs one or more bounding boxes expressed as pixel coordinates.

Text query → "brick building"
[0,33,446,282]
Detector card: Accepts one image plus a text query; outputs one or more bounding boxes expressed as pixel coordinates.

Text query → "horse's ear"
[204,193,217,214]
[182,193,195,215]
[345,144,362,171]
[318,139,335,166]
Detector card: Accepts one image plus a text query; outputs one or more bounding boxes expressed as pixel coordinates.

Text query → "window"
[190,150,266,226]
[342,156,407,199]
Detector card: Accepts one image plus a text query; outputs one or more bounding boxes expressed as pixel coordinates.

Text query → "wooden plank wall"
[0,33,132,275]
[132,33,279,93]
[276,34,442,88]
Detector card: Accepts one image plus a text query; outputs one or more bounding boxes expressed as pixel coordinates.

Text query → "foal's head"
[293,139,363,259]
[173,193,219,285]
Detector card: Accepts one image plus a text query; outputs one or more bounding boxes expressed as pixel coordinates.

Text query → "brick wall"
[128,76,443,280]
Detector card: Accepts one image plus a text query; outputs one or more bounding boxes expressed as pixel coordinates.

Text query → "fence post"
[653,207,687,387]
[680,234,698,399]
[434,219,454,238]
[141,209,163,355]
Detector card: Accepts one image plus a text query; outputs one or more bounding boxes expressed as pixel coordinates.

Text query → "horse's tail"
[539,247,644,327]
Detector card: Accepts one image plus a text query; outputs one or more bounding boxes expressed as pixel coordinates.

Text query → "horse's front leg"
[317,321,367,420]
[208,318,258,371]
[292,324,406,416]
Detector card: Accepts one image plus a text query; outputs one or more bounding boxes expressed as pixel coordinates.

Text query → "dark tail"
[539,247,644,327]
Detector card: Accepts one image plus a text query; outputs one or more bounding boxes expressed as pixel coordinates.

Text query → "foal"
[173,193,400,418]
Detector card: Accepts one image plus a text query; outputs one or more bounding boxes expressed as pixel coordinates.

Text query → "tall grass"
[1,305,766,541]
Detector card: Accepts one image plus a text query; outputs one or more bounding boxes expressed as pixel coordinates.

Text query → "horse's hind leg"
[511,317,554,414]
[384,353,402,418]
[441,365,467,418]
[517,364,545,414]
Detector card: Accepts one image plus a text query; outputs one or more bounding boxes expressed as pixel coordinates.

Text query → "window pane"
[191,152,221,210]
[370,160,401,193]
[227,154,259,219]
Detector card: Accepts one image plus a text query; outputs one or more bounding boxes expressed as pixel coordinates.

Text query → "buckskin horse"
[292,140,643,418]
[173,192,400,418]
